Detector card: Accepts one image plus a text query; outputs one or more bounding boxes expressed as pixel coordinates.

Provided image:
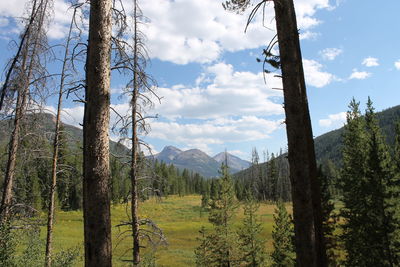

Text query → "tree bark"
[83,0,113,266]
[45,10,74,267]
[131,1,140,264]
[273,0,326,266]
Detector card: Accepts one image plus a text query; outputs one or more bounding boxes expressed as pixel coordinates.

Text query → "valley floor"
[46,195,284,266]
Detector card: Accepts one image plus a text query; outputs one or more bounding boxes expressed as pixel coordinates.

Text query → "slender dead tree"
[0,0,52,222]
[131,1,140,263]
[44,8,76,267]
[223,1,326,266]
[83,0,113,265]
[110,0,163,263]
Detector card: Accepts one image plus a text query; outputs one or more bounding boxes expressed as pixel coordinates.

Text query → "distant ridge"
[151,146,251,178]
[213,152,251,173]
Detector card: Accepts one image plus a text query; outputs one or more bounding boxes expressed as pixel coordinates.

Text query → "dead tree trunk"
[131,3,140,265]
[44,10,75,267]
[83,0,113,266]
[273,0,326,266]
[0,0,48,221]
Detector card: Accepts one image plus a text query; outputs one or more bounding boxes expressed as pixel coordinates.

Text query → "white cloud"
[141,0,333,64]
[148,116,283,154]
[300,31,319,40]
[303,59,334,88]
[148,62,284,120]
[319,48,342,60]
[362,57,379,67]
[319,112,346,128]
[0,0,27,17]
[349,69,371,80]
[227,149,248,159]
[1,0,334,64]
[394,60,400,70]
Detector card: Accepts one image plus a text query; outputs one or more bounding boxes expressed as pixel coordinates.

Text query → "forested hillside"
[314,104,400,165]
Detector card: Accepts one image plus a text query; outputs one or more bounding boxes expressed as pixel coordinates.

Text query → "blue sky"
[1,0,400,161]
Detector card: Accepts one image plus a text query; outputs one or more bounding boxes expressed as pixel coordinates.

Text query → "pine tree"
[271,201,295,267]
[195,162,239,266]
[194,227,212,267]
[208,163,239,266]
[318,166,339,266]
[267,153,278,202]
[339,99,368,266]
[340,98,400,266]
[237,195,267,266]
[364,98,399,265]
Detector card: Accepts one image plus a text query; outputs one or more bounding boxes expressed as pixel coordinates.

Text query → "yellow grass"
[45,195,287,266]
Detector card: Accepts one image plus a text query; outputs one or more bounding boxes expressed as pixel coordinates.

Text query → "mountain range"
[1,104,399,178]
[151,146,251,177]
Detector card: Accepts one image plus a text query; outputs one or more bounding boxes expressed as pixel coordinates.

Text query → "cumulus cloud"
[319,112,346,128]
[362,57,379,67]
[44,104,84,128]
[0,0,335,64]
[394,60,400,70]
[319,48,342,60]
[149,62,284,119]
[148,116,283,154]
[349,69,371,80]
[104,62,286,154]
[303,59,334,88]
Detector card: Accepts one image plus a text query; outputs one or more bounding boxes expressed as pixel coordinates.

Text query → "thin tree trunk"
[0,90,25,221]
[273,0,326,266]
[131,1,140,264]
[83,0,113,266]
[0,0,44,222]
[44,11,74,267]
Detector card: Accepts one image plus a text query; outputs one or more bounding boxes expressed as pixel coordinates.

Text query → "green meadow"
[46,195,284,266]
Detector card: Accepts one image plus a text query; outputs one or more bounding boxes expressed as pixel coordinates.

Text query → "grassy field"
[46,195,285,266]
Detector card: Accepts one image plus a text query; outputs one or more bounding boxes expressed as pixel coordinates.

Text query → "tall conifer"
[340,98,400,266]
[271,201,295,267]
[237,195,267,266]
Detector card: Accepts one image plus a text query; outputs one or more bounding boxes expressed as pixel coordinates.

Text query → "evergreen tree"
[394,121,400,172]
[208,163,239,266]
[201,184,210,209]
[340,98,400,266]
[194,227,212,267]
[318,166,339,266]
[364,98,399,265]
[237,194,267,266]
[0,221,15,266]
[267,153,278,202]
[271,202,295,267]
[339,99,369,266]
[195,162,239,266]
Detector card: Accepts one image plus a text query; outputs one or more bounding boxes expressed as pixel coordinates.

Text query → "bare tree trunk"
[0,0,46,222]
[273,0,326,266]
[83,0,112,266]
[131,1,140,264]
[0,90,25,221]
[45,11,74,267]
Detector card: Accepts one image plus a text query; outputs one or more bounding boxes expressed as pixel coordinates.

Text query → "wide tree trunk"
[83,0,112,266]
[273,0,326,266]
